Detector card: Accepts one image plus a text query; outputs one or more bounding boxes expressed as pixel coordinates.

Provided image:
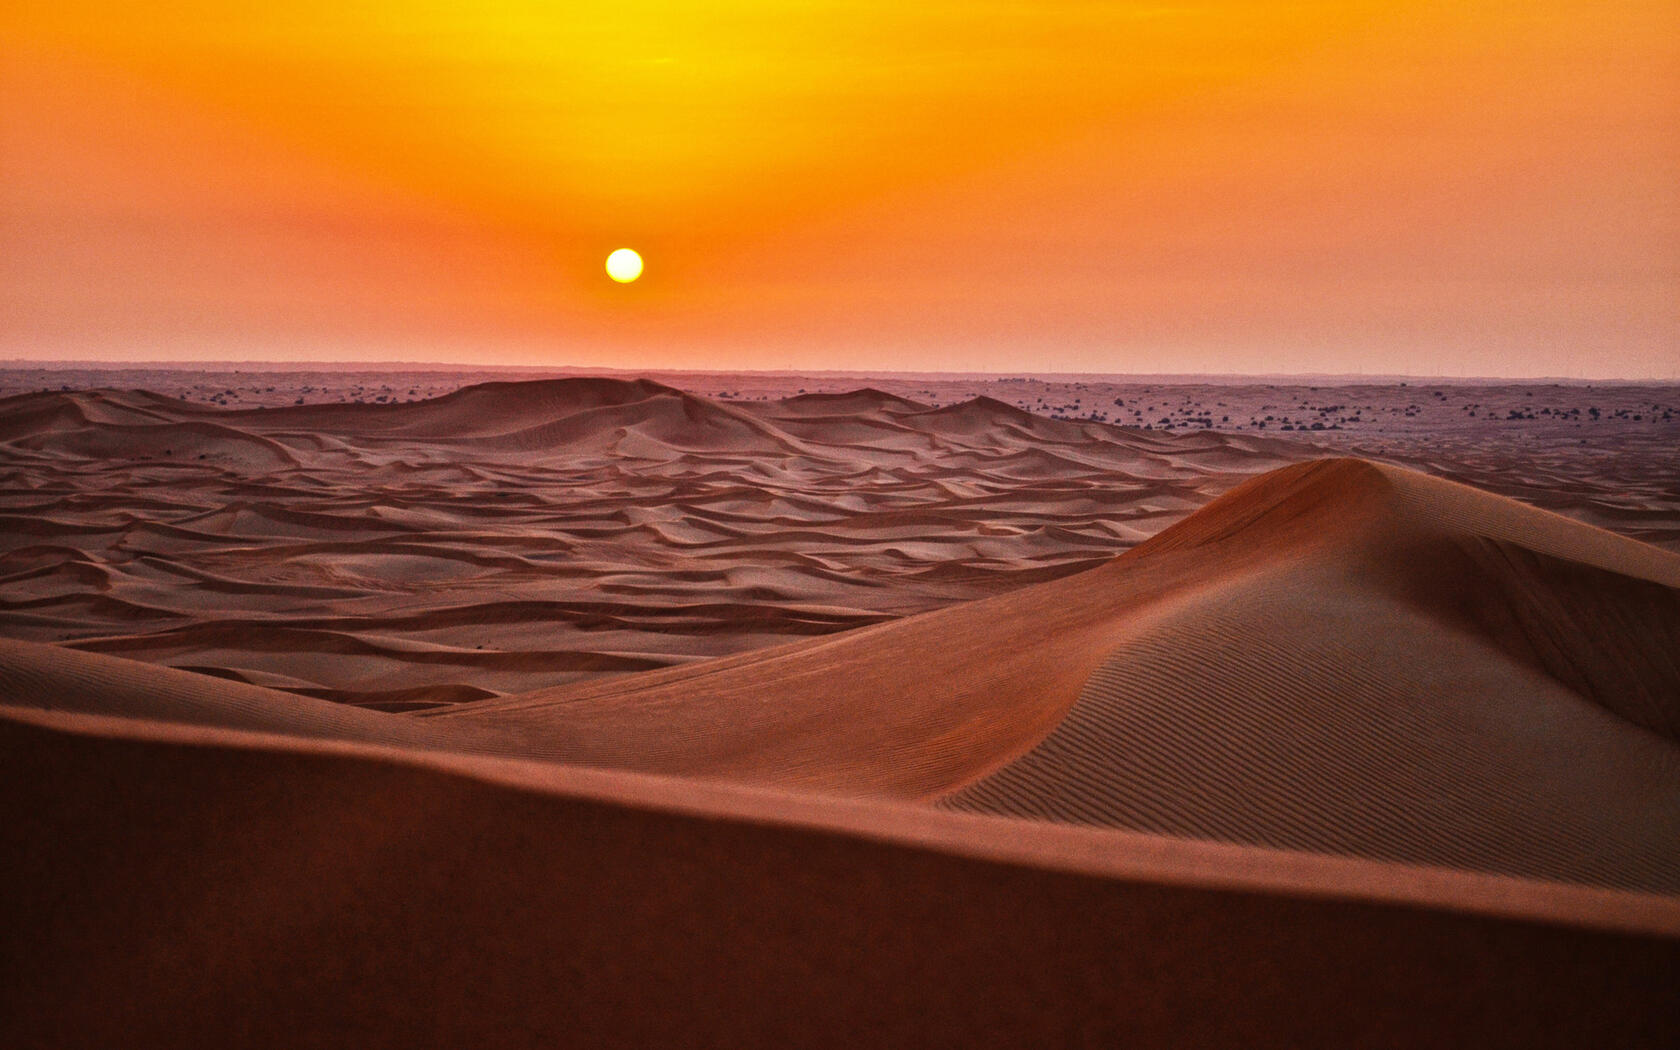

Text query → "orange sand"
[2,378,1677,1045]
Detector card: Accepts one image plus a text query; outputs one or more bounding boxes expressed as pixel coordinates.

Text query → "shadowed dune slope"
[2,706,1678,1050]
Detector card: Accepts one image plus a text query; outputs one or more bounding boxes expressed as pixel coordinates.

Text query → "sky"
[3,1,1677,377]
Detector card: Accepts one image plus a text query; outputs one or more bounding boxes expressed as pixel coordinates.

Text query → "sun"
[605,248,643,283]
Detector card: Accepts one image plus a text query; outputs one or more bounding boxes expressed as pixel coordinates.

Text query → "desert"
[6,0,1678,1041]
[2,367,1678,1046]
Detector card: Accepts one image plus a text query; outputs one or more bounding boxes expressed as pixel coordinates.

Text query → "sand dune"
[410,459,1680,892]
[943,461,1680,890]
[3,704,1678,1049]
[2,379,1678,1043]
[0,378,1303,707]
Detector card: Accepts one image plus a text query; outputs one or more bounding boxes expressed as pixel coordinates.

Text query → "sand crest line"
[5,703,1678,938]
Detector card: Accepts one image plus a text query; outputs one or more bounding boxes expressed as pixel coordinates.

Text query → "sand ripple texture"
[942,467,1680,892]
[0,378,1303,708]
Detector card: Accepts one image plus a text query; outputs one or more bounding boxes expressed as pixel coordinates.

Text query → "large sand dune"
[3,705,1678,1049]
[2,379,1677,1043]
[942,461,1680,890]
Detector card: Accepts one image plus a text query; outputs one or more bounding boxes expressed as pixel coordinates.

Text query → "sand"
[2,373,1678,1045]
[0,378,1306,707]
[7,364,1676,554]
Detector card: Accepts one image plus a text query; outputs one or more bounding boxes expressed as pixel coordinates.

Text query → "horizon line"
[3,359,1677,385]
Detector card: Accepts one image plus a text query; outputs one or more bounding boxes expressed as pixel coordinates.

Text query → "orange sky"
[3,1,1677,376]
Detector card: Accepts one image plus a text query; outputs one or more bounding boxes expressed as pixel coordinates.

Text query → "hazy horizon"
[5,358,1678,386]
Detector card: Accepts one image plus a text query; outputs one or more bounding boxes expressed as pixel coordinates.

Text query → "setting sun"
[2,1,1675,375]
[605,248,643,283]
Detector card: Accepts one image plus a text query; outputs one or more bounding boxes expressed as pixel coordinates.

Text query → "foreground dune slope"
[2,705,1678,1050]
[4,456,1679,1044]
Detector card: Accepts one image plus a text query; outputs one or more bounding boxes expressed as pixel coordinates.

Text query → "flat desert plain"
[2,366,1678,1047]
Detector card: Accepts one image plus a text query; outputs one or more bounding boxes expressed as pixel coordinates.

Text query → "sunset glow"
[2,1,1676,375]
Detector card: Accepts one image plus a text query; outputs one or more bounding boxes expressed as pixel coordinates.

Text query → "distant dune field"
[2,377,1677,1046]
[0,378,1308,706]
